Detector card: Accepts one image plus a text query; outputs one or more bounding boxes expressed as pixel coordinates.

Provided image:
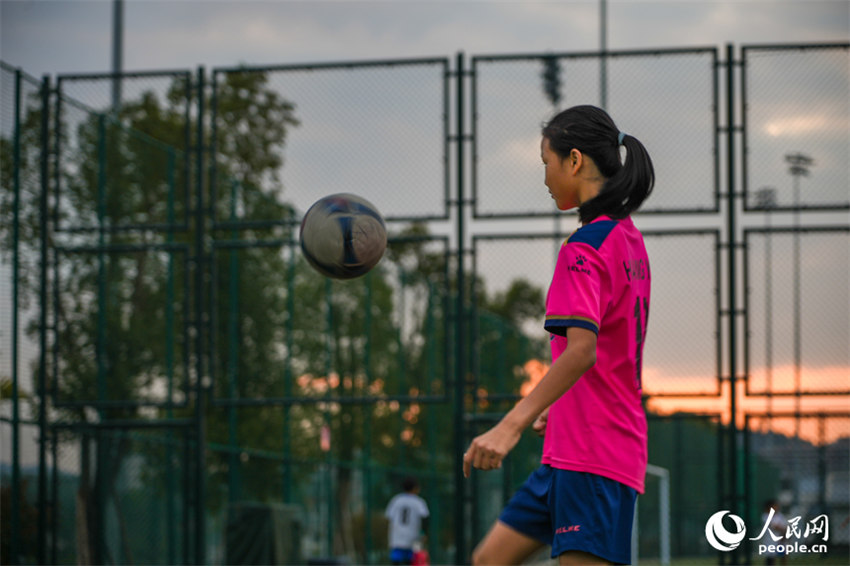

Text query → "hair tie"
[617,131,626,146]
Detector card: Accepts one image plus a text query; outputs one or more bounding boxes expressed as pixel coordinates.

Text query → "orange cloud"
[645,364,850,445]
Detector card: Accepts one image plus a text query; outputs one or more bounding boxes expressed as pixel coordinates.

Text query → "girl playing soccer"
[462,105,654,565]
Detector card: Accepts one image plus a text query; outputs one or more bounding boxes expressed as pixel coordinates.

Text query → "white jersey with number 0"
[385,492,429,549]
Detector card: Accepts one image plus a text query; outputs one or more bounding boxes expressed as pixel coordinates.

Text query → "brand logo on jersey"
[568,254,591,275]
[556,524,581,535]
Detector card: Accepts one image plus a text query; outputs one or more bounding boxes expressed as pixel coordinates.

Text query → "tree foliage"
[2,67,547,562]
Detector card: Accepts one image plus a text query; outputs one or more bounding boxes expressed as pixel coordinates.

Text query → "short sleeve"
[544,241,604,336]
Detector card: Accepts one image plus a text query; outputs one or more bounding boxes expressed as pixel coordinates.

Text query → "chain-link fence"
[2,43,848,565]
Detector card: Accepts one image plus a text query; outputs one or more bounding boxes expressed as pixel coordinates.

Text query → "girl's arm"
[462,326,597,477]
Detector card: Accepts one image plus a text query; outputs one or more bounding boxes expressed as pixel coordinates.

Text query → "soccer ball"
[299,193,388,279]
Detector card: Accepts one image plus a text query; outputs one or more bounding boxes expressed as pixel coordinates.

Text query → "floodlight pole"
[784,152,812,510]
[111,0,124,113]
[754,187,776,421]
[785,153,813,410]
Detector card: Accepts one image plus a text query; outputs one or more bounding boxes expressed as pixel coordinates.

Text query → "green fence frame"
[2,42,849,565]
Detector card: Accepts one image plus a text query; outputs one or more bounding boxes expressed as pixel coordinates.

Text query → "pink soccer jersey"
[542,215,650,493]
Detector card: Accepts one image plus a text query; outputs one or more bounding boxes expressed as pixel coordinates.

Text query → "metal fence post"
[725,42,745,565]
[454,50,468,566]
[10,66,22,566]
[37,72,51,566]
[194,64,207,565]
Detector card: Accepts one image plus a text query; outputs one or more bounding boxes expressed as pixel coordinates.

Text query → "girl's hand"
[462,423,521,478]
[532,407,549,438]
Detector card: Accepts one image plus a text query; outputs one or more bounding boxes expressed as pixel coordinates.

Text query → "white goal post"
[631,463,671,566]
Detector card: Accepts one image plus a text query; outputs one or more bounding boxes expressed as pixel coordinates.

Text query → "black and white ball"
[299,193,387,279]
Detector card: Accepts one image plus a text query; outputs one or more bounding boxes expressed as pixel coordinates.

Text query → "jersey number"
[634,296,649,390]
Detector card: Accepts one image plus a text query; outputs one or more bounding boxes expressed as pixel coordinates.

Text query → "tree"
[1,68,301,563]
[3,67,549,563]
[0,477,41,564]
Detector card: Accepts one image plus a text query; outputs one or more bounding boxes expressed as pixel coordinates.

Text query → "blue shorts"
[498,465,637,564]
[389,548,413,565]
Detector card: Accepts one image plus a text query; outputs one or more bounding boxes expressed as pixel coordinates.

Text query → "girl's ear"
[568,148,583,174]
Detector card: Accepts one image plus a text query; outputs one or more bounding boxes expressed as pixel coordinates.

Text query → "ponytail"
[542,105,654,224]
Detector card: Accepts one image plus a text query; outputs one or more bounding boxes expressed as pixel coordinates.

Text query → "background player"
[385,476,430,565]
